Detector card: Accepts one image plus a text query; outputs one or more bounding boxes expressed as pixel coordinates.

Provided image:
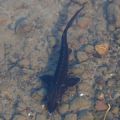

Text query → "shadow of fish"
[40,3,86,113]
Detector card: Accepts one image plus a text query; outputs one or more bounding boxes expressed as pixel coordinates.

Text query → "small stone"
[78,111,94,120]
[59,103,69,114]
[107,79,115,87]
[53,113,61,120]
[64,113,77,120]
[112,107,119,115]
[95,43,109,56]
[85,45,94,54]
[108,24,116,32]
[78,82,92,96]
[70,97,91,111]
[20,58,30,68]
[82,70,92,80]
[71,64,84,75]
[36,114,47,120]
[48,36,56,48]
[115,5,120,27]
[0,18,8,25]
[95,100,108,111]
[77,17,91,29]
[77,51,88,62]
[69,40,80,50]
[97,93,105,100]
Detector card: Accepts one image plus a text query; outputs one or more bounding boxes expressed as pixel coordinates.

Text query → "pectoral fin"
[40,75,54,87]
[66,77,80,87]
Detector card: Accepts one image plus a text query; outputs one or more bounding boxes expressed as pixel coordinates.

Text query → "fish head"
[47,98,58,113]
[46,87,60,113]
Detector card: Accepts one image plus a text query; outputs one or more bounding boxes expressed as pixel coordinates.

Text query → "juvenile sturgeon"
[40,3,85,113]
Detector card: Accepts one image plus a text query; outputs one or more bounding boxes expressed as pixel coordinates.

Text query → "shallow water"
[0,0,120,120]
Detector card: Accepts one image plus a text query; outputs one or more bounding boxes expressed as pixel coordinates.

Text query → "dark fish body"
[40,4,85,113]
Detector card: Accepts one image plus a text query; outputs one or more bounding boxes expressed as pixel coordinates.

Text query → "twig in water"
[103,103,111,120]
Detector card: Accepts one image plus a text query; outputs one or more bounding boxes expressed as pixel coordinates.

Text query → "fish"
[40,3,86,113]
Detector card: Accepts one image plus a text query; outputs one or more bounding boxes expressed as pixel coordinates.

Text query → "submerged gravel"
[0,0,120,120]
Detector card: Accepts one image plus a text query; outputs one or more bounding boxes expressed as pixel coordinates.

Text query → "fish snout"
[47,101,58,113]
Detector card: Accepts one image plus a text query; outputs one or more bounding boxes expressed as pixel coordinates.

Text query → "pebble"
[95,100,108,111]
[59,103,69,114]
[82,70,93,80]
[77,17,91,29]
[70,97,91,111]
[112,107,119,115]
[108,24,116,32]
[31,88,46,102]
[113,28,120,40]
[36,114,47,120]
[85,45,94,54]
[71,64,84,75]
[107,79,115,87]
[78,111,94,120]
[64,113,77,120]
[69,40,80,50]
[52,113,61,120]
[77,51,88,62]
[47,36,56,48]
[14,17,27,32]
[78,82,92,96]
[19,58,30,68]
[95,43,109,56]
[97,93,105,100]
[0,18,8,25]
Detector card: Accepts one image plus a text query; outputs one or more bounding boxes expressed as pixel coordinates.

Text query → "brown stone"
[77,17,91,29]
[95,100,108,111]
[95,43,109,56]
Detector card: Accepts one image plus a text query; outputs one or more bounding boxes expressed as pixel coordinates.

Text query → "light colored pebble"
[70,97,91,111]
[77,51,88,62]
[64,113,77,120]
